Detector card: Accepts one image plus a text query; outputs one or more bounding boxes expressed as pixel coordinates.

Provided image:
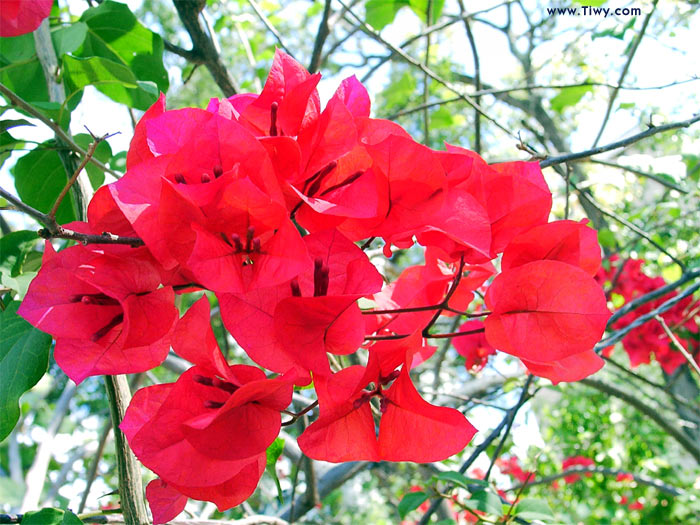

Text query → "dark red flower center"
[91,313,124,342]
[194,374,240,409]
[352,370,401,413]
[71,293,120,306]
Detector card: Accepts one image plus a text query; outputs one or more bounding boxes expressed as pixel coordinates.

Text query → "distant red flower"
[616,472,634,482]
[496,456,534,483]
[628,500,644,510]
[562,456,594,483]
[0,0,52,37]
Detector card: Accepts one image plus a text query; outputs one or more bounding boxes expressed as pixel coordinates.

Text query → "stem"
[48,137,100,219]
[104,376,149,525]
[656,315,700,379]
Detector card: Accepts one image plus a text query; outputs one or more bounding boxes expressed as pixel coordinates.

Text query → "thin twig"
[589,159,687,194]
[48,134,105,219]
[540,113,700,168]
[0,186,144,247]
[592,1,658,147]
[0,83,120,178]
[598,281,700,351]
[246,0,295,58]
[656,315,700,379]
[338,0,520,142]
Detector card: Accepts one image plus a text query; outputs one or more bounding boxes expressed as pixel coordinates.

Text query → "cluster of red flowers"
[19,50,611,521]
[496,455,535,484]
[597,256,699,373]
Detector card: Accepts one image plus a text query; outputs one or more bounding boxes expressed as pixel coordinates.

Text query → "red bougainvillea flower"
[597,256,699,374]
[520,349,604,385]
[616,472,634,482]
[121,297,293,515]
[145,479,187,525]
[484,260,610,365]
[441,145,552,255]
[0,0,52,37]
[496,456,534,483]
[453,321,496,373]
[501,219,601,276]
[298,350,476,462]
[562,456,594,483]
[220,228,383,377]
[18,242,177,384]
[628,500,645,510]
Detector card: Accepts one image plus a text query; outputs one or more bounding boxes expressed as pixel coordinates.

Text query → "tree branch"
[591,0,658,147]
[540,113,700,168]
[581,378,700,463]
[588,159,687,194]
[309,0,333,73]
[0,186,144,246]
[506,465,687,497]
[104,376,149,525]
[172,0,239,96]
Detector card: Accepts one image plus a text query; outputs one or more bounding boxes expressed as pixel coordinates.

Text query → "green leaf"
[0,231,39,278]
[12,141,77,224]
[63,55,159,111]
[462,489,504,517]
[0,59,49,105]
[0,118,34,133]
[431,105,454,128]
[365,0,409,30]
[382,71,416,111]
[77,1,169,95]
[597,228,616,249]
[398,491,428,519]
[573,0,607,6]
[593,17,636,40]
[0,33,36,63]
[0,301,52,441]
[513,498,555,521]
[51,22,89,57]
[618,102,635,110]
[74,133,112,189]
[550,85,593,113]
[434,471,489,489]
[408,0,445,24]
[265,438,285,503]
[682,154,700,182]
[21,508,84,525]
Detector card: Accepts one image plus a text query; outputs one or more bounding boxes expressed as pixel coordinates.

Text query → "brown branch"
[540,113,700,168]
[48,132,108,219]
[163,39,205,64]
[0,83,120,178]
[458,0,481,154]
[656,315,700,379]
[308,0,333,73]
[581,378,700,463]
[0,186,144,247]
[172,0,239,96]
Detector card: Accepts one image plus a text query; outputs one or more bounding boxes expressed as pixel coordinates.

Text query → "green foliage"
[12,140,77,224]
[365,0,444,30]
[76,0,168,106]
[265,437,285,503]
[513,498,556,521]
[0,301,52,441]
[550,85,594,113]
[462,488,504,516]
[397,490,427,519]
[21,507,84,525]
